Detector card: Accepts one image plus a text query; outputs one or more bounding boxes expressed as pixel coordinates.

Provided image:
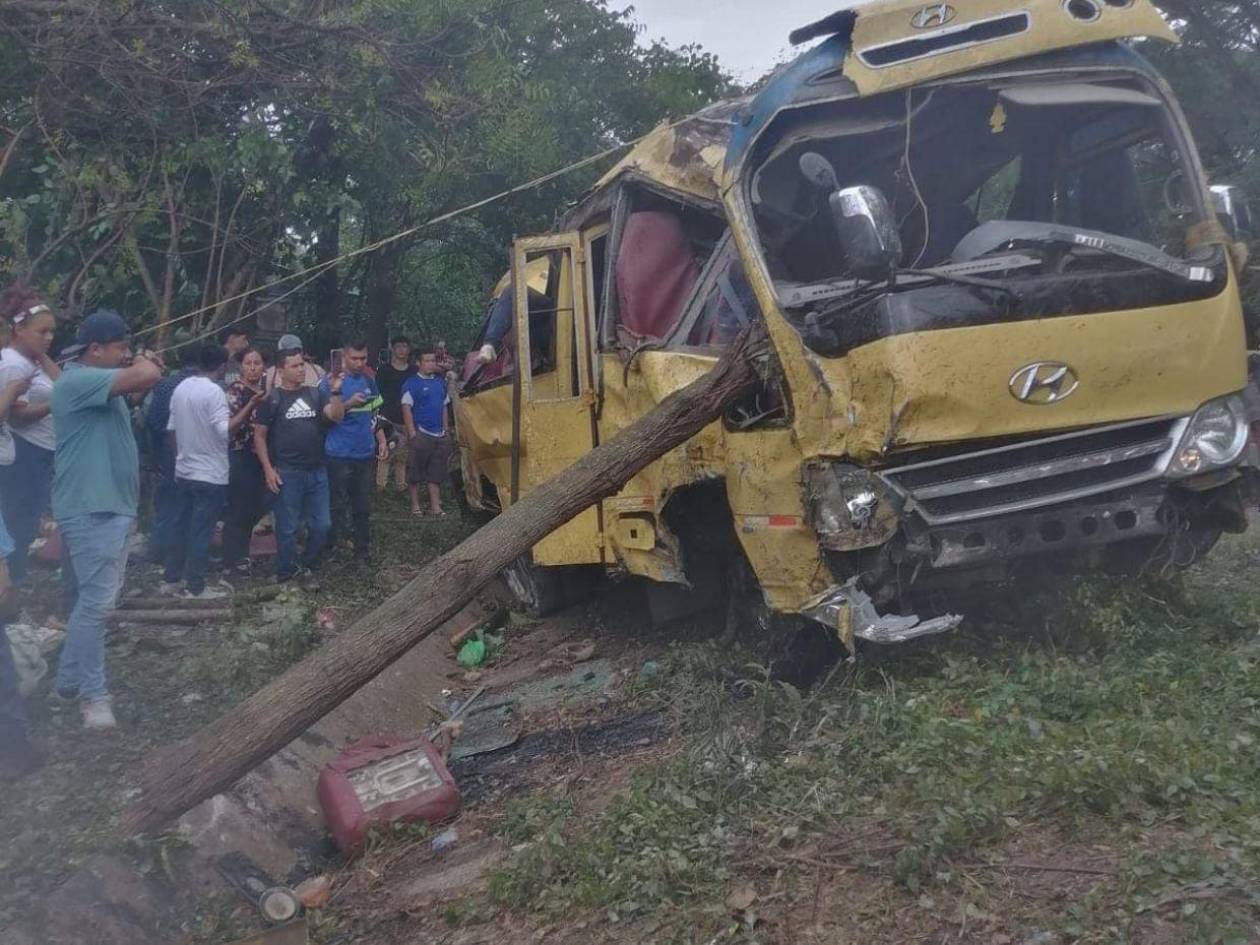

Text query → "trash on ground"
[431,828,459,852]
[6,624,59,695]
[802,578,962,647]
[318,735,460,856]
[726,882,758,914]
[294,874,332,909]
[457,638,487,668]
[539,639,595,670]
[431,720,464,760]
[450,712,668,803]
[215,852,302,923]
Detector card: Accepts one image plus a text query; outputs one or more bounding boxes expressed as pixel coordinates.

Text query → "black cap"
[61,309,130,359]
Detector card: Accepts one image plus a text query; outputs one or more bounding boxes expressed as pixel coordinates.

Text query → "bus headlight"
[1168,395,1249,477]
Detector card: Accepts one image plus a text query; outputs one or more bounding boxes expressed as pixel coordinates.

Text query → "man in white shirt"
[163,344,231,600]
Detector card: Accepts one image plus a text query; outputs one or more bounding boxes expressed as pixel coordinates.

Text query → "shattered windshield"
[749,79,1214,300]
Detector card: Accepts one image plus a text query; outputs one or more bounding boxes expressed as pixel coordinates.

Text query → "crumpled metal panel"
[802,578,962,649]
[594,108,735,205]
[844,293,1248,462]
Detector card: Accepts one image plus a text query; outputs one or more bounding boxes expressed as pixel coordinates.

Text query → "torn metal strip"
[802,577,962,647]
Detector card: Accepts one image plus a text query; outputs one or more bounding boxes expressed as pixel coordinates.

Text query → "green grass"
[479,531,1260,943]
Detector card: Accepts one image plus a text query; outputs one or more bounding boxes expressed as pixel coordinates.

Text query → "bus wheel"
[502,554,564,618]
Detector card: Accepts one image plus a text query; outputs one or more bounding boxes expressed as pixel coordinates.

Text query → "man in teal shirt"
[51,310,161,731]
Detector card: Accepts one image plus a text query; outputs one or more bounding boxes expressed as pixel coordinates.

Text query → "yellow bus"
[455,0,1257,648]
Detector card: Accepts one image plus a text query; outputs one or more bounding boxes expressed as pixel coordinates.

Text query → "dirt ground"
[8,498,1260,945]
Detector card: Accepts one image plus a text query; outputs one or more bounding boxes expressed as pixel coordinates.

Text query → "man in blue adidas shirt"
[401,348,451,517]
[319,341,387,564]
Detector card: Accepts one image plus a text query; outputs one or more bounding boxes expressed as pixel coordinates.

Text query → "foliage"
[3,2,1259,354]
[0,0,730,355]
[482,533,1260,942]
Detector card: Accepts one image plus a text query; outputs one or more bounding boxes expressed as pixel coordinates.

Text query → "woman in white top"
[0,287,61,582]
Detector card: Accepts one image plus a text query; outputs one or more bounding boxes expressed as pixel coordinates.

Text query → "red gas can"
[317,735,460,856]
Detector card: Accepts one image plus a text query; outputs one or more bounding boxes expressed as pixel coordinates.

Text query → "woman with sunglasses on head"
[0,286,61,584]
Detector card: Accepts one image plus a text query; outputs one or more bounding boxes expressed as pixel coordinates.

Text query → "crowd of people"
[0,286,458,780]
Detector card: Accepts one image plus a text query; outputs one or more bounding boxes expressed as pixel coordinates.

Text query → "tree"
[0,0,731,355]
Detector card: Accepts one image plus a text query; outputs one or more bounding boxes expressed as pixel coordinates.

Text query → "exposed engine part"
[803,463,902,551]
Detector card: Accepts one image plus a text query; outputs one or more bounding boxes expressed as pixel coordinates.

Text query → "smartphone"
[329,348,344,375]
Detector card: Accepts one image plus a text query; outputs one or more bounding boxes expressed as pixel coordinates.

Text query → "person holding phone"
[319,341,386,565]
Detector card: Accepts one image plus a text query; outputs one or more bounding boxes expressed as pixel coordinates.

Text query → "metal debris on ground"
[215,852,302,923]
[802,578,962,647]
[449,713,669,803]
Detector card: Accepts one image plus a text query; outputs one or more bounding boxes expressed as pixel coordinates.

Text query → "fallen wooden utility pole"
[126,331,761,834]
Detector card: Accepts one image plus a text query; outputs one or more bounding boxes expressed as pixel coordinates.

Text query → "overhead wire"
[135,109,721,351]
[904,87,931,269]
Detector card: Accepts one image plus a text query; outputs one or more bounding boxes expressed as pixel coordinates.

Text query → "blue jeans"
[55,513,132,700]
[165,479,226,594]
[274,467,331,580]
[0,435,54,582]
[148,443,180,564]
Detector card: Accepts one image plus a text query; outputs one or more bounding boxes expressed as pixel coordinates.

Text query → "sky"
[619,0,835,84]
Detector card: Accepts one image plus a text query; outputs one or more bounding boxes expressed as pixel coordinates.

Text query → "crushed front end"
[803,400,1253,626]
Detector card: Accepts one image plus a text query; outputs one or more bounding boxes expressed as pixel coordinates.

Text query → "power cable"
[134,111,717,346]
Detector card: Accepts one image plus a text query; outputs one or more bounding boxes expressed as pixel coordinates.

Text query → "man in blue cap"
[51,310,162,731]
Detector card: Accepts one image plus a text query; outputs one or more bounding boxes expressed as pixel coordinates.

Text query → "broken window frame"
[597,179,727,354]
[739,67,1219,315]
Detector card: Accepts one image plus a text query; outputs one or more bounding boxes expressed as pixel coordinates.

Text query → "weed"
[481,534,1260,941]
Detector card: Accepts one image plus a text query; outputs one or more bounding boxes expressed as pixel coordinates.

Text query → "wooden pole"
[126,331,760,834]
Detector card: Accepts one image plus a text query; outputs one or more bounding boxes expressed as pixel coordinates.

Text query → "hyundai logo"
[1009,362,1080,405]
[911,3,957,28]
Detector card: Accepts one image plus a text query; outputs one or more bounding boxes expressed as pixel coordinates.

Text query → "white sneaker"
[158,581,182,596]
[82,696,117,731]
[180,585,231,601]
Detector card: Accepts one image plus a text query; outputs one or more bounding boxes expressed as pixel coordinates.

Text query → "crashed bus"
[454,0,1258,647]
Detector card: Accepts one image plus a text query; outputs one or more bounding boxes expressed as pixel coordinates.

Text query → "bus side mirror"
[832,185,902,282]
[1211,184,1254,242]
[800,152,902,283]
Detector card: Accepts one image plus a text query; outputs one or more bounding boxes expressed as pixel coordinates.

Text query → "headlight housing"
[1167,394,1249,478]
